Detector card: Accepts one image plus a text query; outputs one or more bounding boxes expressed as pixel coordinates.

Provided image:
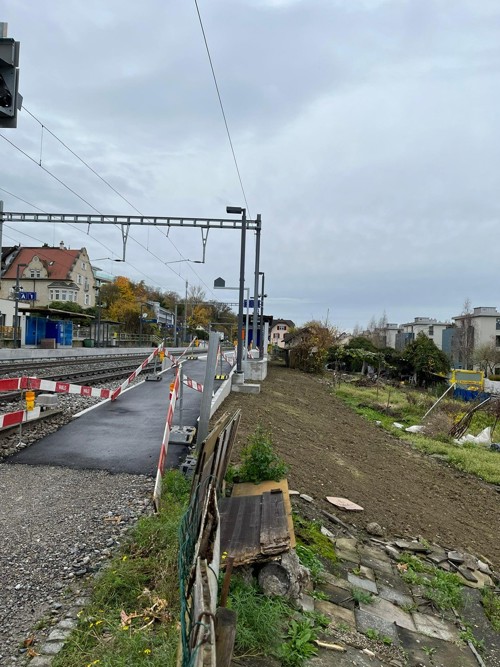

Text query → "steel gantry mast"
[1,208,262,374]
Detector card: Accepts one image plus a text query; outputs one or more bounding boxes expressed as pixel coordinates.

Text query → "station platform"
[9,357,225,476]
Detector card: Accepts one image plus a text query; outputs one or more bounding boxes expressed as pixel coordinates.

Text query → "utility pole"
[183,280,188,345]
[252,214,261,352]
[13,262,26,348]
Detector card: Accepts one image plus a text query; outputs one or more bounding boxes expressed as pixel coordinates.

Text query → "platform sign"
[18,291,36,301]
[243,299,260,309]
[144,318,158,323]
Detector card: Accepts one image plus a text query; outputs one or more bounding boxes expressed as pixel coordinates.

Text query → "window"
[61,290,67,301]
[277,324,287,331]
[77,274,82,285]
[81,261,87,270]
[496,336,500,348]
[428,325,434,336]
[496,318,500,330]
[30,270,41,278]
[84,294,90,306]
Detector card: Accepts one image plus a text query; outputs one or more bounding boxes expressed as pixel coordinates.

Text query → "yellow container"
[25,390,36,411]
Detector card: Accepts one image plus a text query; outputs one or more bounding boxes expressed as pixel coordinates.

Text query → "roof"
[271,319,295,327]
[2,247,82,281]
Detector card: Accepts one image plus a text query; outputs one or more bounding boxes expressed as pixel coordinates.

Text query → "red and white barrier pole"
[153,365,180,509]
[111,343,164,401]
[0,376,112,399]
[0,406,41,429]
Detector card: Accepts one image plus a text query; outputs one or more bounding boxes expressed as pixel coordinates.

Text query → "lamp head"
[226,206,244,215]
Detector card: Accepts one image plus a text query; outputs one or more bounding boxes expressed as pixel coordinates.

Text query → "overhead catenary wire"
[21,107,216,296]
[0,133,217,297]
[193,0,252,218]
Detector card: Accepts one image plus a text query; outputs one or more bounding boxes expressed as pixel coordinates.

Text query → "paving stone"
[316,581,355,610]
[320,571,351,591]
[347,572,378,594]
[358,545,393,574]
[314,599,356,630]
[385,545,401,560]
[360,597,416,631]
[41,640,65,655]
[28,658,53,667]
[447,550,465,564]
[335,538,359,551]
[359,565,375,581]
[457,566,478,583]
[411,612,458,641]
[355,607,400,643]
[458,568,493,589]
[320,525,334,540]
[396,625,477,667]
[335,546,360,564]
[377,583,414,608]
[47,627,72,642]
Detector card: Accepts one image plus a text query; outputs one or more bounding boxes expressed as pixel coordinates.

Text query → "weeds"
[398,553,463,611]
[482,587,500,632]
[364,628,392,645]
[350,587,374,605]
[293,514,337,564]
[51,470,190,667]
[296,544,325,583]
[279,619,318,666]
[238,426,289,483]
[459,624,484,651]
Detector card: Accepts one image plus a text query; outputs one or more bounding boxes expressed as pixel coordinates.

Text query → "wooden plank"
[260,491,290,555]
[232,478,296,547]
[215,607,237,667]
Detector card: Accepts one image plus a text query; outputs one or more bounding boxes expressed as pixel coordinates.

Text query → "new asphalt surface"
[9,357,228,476]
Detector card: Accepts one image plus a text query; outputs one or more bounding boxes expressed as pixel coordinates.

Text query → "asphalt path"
[8,357,230,476]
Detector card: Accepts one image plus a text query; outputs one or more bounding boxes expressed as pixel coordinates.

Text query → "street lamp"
[226,206,246,374]
[13,263,27,348]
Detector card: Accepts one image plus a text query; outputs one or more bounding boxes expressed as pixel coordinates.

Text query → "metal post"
[184,280,188,345]
[178,361,184,427]
[0,201,3,285]
[236,210,246,374]
[245,288,249,360]
[13,263,26,348]
[196,331,220,449]
[139,305,143,342]
[259,271,265,359]
[95,283,101,347]
[173,303,178,347]
[252,214,261,353]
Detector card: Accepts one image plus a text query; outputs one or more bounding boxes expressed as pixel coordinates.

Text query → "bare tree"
[473,339,500,377]
[452,298,475,369]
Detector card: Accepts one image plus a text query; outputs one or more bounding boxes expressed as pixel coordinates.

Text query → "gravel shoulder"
[217,362,500,569]
[0,464,153,664]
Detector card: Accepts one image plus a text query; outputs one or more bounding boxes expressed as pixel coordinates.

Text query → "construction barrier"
[0,406,42,429]
[0,376,112,399]
[183,375,203,393]
[111,343,164,401]
[153,366,180,509]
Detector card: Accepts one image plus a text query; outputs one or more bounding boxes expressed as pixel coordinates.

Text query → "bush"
[239,427,289,483]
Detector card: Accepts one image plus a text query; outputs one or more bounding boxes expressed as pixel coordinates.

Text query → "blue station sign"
[18,291,37,301]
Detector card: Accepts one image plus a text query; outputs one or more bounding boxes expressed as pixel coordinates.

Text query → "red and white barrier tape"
[153,366,180,507]
[175,337,198,364]
[0,406,41,429]
[183,375,203,393]
[0,376,111,399]
[111,343,164,401]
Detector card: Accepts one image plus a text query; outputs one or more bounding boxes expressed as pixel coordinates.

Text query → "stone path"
[300,530,498,666]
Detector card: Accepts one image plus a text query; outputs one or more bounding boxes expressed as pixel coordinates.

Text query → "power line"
[19,108,218,296]
[193,0,251,217]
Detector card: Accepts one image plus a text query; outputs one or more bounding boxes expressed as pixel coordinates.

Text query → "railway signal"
[0,33,21,128]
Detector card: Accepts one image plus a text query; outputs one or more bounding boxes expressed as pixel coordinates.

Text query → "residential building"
[0,244,97,311]
[269,318,295,349]
[449,306,500,372]
[395,317,449,351]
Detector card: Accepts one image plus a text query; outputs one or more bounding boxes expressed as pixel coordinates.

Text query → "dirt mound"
[216,362,500,569]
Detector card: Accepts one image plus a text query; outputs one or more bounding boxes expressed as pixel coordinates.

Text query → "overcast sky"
[1,0,499,330]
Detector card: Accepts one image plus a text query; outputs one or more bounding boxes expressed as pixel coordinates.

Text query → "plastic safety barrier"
[153,366,180,509]
[0,376,112,399]
[0,406,41,429]
[111,343,164,401]
[183,375,203,393]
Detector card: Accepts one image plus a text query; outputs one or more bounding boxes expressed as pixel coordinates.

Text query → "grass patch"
[334,383,500,484]
[227,576,291,658]
[52,471,190,667]
[482,587,500,632]
[399,553,463,612]
[293,514,337,565]
[238,426,289,483]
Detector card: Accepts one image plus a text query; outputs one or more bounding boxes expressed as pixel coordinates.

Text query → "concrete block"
[37,393,59,407]
[231,382,261,394]
[348,573,378,594]
[355,608,400,643]
[411,612,458,642]
[360,598,416,631]
[314,600,356,629]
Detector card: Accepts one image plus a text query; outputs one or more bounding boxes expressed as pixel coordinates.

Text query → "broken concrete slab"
[355,607,400,644]
[308,645,386,667]
[396,626,477,667]
[321,571,351,591]
[326,496,364,511]
[359,565,375,581]
[360,597,416,631]
[317,580,355,610]
[314,599,356,630]
[348,572,378,594]
[462,587,500,667]
[411,612,459,642]
[377,583,414,608]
